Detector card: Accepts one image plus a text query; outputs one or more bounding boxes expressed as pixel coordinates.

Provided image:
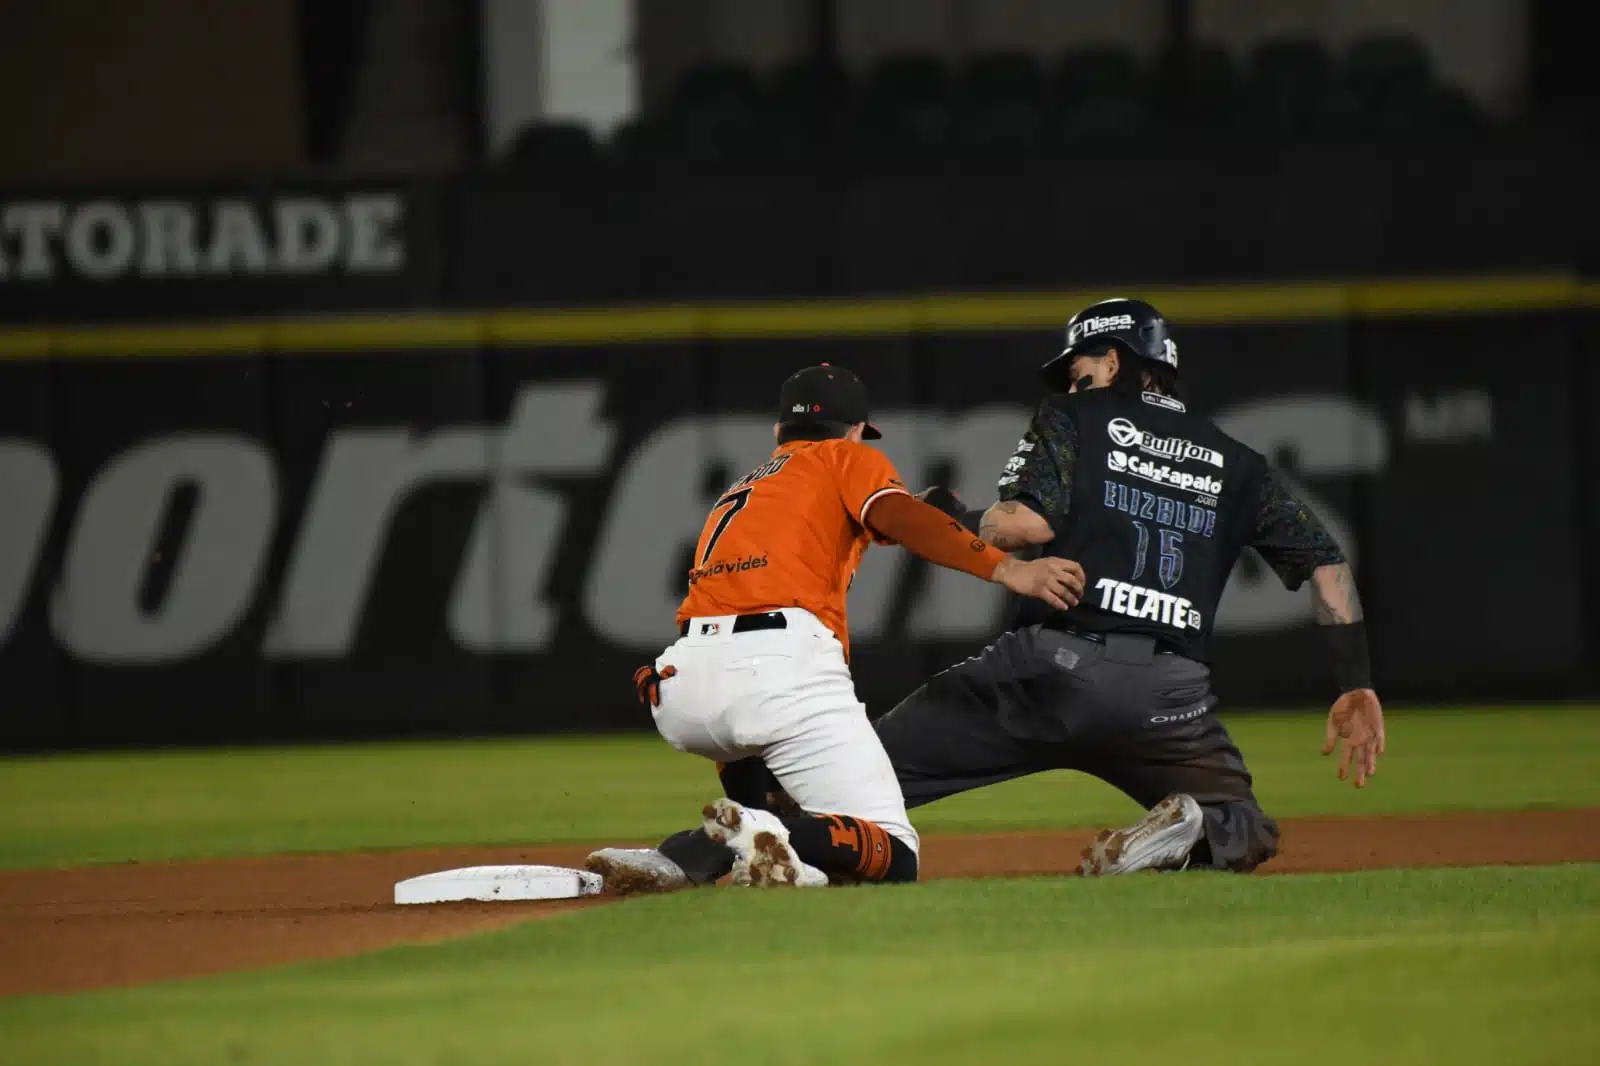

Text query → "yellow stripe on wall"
[0,273,1591,360]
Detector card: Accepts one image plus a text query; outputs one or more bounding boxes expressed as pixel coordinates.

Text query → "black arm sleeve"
[1324,622,1373,692]
[996,399,1078,521]
[1247,466,1346,590]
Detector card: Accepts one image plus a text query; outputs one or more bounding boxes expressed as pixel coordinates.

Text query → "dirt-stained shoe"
[585,848,691,896]
[702,799,828,888]
[1078,794,1204,876]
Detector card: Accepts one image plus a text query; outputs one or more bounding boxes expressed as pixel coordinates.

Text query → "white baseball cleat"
[1078,794,1204,876]
[584,848,692,896]
[702,798,829,888]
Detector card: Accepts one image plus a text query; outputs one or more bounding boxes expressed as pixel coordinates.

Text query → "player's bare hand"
[993,556,1085,610]
[1321,688,1386,788]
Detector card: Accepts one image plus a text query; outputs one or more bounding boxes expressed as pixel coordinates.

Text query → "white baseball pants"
[650,607,919,853]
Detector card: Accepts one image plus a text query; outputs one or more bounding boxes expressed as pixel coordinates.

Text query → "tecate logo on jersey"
[1093,578,1203,631]
[1107,450,1224,496]
[1106,418,1224,468]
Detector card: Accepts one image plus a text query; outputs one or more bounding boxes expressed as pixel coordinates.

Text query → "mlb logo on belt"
[700,622,721,635]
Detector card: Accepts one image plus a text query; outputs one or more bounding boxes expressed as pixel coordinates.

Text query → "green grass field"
[2,706,1597,869]
[2,706,1597,1065]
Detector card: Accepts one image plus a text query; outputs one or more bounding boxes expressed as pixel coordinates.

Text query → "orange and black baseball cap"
[777,363,882,439]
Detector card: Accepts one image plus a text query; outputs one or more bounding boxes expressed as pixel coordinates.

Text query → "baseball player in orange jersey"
[594,364,1085,890]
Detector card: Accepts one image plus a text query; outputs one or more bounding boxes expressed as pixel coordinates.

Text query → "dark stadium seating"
[1240,36,1336,137]
[504,121,598,170]
[957,51,1048,157]
[853,52,958,161]
[1055,44,1151,144]
[765,57,855,159]
[1333,33,1483,138]
[504,34,1490,170]
[1171,43,1239,130]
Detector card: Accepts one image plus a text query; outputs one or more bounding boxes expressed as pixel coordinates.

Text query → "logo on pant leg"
[1150,702,1211,724]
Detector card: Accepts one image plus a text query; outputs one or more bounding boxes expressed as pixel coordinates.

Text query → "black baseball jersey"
[998,388,1344,662]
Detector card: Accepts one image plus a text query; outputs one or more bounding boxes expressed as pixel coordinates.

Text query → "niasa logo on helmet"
[1070,314,1135,344]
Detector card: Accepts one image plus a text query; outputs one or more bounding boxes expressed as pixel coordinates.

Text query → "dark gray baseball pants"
[872,625,1279,872]
[657,624,1278,881]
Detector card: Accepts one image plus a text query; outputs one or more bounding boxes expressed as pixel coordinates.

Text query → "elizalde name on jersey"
[1093,578,1203,631]
[1107,450,1224,496]
[1103,482,1217,537]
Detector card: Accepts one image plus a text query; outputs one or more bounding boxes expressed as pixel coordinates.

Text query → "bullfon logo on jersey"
[1106,418,1224,468]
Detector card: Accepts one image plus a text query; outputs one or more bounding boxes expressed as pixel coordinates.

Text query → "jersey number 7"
[701,488,753,565]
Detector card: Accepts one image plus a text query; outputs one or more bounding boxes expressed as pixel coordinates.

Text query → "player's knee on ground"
[784,813,918,883]
[717,758,793,813]
[656,828,735,885]
[1190,800,1279,873]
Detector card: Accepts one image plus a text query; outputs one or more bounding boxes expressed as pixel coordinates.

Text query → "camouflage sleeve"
[1248,467,1346,590]
[997,399,1077,520]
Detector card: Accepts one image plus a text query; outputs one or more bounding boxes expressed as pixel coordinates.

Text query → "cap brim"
[863,423,882,440]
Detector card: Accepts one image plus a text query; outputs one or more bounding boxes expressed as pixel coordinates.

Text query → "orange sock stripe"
[850,822,871,877]
[850,818,894,880]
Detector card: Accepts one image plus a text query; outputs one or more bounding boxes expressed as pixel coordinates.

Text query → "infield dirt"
[4,808,1596,997]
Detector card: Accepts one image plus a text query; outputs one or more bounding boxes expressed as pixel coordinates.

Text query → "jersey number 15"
[1130,521,1184,590]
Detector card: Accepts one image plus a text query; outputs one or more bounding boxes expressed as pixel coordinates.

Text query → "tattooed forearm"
[980,503,1030,551]
[981,528,1032,552]
[979,500,1052,552]
[1311,563,1364,625]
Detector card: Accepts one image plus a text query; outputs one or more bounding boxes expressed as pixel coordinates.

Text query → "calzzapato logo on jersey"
[1106,418,1224,468]
[1107,450,1223,496]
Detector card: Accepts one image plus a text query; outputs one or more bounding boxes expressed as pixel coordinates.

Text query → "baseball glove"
[633,663,676,707]
[916,485,965,518]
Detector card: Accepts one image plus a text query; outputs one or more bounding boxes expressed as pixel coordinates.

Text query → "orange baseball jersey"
[676,438,909,655]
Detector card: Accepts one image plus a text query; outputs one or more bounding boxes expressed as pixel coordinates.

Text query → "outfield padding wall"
[1,145,1595,748]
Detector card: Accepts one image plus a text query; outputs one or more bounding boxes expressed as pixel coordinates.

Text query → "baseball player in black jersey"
[587,297,1386,889]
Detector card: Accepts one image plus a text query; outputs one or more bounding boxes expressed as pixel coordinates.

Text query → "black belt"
[1042,618,1107,643]
[680,611,788,637]
[1045,620,1180,657]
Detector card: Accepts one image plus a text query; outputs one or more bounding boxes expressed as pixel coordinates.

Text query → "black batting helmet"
[1041,297,1178,390]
